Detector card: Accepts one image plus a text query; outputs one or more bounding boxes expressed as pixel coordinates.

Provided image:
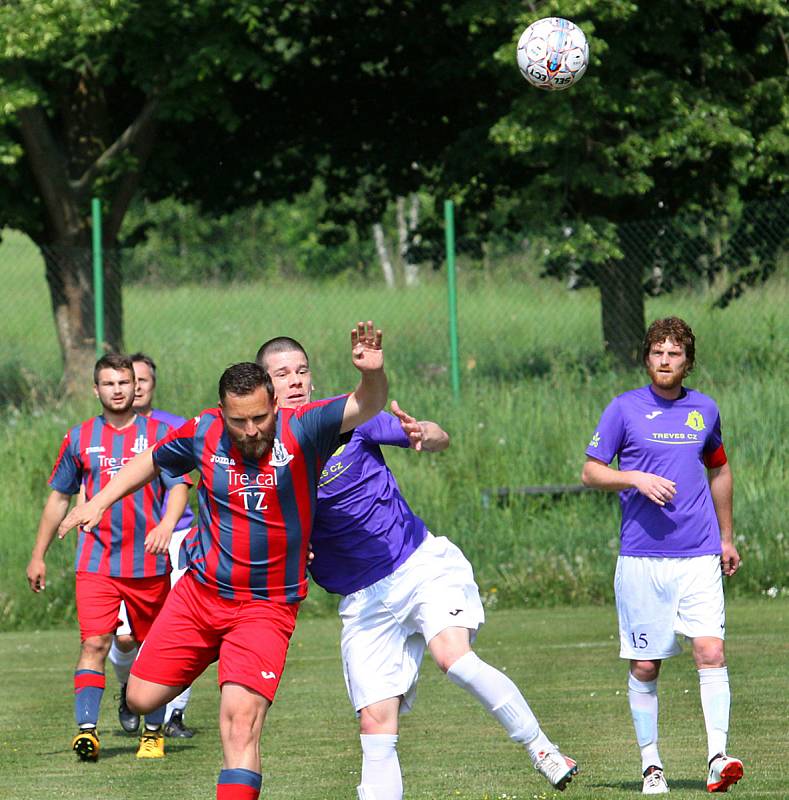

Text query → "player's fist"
[26,557,46,593]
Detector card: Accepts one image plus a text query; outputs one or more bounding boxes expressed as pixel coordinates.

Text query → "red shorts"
[75,572,169,642]
[131,572,299,702]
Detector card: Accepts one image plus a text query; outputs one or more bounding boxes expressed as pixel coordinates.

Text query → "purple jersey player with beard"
[582,317,743,795]
[256,337,579,800]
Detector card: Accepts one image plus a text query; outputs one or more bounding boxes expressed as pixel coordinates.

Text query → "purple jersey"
[585,385,725,557]
[309,412,428,595]
[48,414,188,577]
[150,408,195,532]
[152,396,347,603]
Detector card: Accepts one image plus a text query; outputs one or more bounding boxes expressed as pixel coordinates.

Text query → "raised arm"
[58,447,160,538]
[581,456,677,507]
[390,400,450,452]
[341,320,388,434]
[27,490,72,592]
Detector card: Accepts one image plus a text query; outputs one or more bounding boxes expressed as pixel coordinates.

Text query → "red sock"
[216,768,261,800]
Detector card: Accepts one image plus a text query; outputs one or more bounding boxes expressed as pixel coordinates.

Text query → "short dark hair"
[93,353,134,384]
[218,362,274,402]
[130,352,157,384]
[642,317,696,374]
[255,337,309,370]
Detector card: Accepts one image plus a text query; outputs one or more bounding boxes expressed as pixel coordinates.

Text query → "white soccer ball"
[516,17,589,91]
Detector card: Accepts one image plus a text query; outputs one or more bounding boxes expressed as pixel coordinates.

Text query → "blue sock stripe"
[75,669,104,675]
[145,704,166,726]
[217,769,262,789]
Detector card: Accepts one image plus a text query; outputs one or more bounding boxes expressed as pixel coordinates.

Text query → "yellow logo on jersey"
[684,410,705,432]
[331,444,346,457]
[589,432,600,448]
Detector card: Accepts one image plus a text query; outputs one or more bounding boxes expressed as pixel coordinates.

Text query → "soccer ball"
[516,17,589,91]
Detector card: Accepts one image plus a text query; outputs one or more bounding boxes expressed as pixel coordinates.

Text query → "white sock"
[358,734,402,800]
[108,639,138,685]
[698,667,730,762]
[446,651,550,760]
[166,686,192,722]
[628,673,661,772]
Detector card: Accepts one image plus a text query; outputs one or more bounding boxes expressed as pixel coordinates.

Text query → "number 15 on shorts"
[630,630,649,649]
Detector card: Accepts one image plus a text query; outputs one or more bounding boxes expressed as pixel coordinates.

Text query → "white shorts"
[115,527,192,637]
[338,533,485,714]
[615,554,725,660]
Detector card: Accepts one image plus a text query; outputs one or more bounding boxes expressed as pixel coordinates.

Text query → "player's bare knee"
[428,630,472,673]
[359,702,399,735]
[693,640,725,669]
[80,634,111,661]
[115,634,136,653]
[630,659,660,682]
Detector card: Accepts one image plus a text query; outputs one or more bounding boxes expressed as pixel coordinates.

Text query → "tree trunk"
[16,67,157,394]
[40,237,124,395]
[403,194,421,286]
[373,222,396,288]
[597,258,645,367]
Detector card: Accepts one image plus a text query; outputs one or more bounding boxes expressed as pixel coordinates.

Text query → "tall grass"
[2,232,787,630]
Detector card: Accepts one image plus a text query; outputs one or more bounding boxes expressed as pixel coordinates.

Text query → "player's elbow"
[581,461,595,487]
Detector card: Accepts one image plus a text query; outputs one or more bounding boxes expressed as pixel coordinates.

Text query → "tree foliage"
[1,0,786,379]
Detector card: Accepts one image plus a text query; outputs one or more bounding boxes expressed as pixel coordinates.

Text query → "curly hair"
[642,317,695,375]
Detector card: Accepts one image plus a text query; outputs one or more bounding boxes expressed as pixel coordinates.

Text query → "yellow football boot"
[136,727,165,758]
[72,728,100,762]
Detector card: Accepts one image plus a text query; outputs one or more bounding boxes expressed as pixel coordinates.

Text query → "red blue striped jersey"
[152,396,347,603]
[48,415,190,578]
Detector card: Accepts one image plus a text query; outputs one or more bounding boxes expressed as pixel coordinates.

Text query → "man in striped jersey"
[109,352,197,738]
[58,321,388,800]
[27,353,191,762]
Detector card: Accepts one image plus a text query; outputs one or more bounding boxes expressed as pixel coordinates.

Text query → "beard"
[100,393,135,414]
[232,429,275,460]
[647,364,685,391]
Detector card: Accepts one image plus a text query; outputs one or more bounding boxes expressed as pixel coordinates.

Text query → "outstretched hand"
[391,400,424,451]
[351,320,383,373]
[58,500,104,539]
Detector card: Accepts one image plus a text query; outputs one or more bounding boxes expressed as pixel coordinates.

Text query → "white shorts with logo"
[338,532,485,714]
[615,554,725,660]
[115,527,192,637]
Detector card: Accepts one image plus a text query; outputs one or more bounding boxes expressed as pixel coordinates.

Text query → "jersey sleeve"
[357,412,410,448]
[47,431,82,495]
[294,394,349,462]
[153,416,199,477]
[585,397,625,465]
[702,410,727,468]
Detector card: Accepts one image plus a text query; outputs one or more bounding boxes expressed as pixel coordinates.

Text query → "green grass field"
[2,599,787,799]
[1,231,788,628]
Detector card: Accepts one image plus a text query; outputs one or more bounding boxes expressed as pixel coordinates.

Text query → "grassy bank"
[1,233,787,629]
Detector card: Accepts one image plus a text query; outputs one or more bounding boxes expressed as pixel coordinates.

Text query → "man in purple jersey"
[256,337,579,798]
[109,352,197,738]
[58,322,387,800]
[582,317,743,795]
[26,353,190,762]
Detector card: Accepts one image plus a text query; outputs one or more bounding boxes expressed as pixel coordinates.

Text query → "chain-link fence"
[2,196,787,408]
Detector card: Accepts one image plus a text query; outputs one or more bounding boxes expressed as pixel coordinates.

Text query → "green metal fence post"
[92,197,105,358]
[444,200,460,400]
